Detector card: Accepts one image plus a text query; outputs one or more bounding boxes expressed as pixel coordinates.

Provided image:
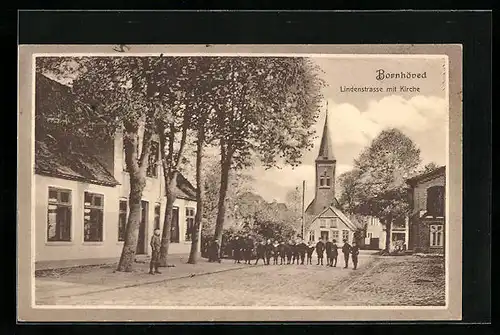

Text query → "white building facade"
[34,74,199,263]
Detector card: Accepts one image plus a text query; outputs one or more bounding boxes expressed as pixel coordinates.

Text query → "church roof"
[316,110,335,161]
[305,197,340,216]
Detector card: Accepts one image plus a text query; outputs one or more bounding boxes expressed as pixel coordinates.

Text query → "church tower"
[313,107,337,213]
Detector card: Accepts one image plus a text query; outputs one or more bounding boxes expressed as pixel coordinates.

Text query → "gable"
[317,208,337,218]
[308,206,358,231]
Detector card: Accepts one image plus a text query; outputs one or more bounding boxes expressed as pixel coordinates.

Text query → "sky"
[249,56,448,205]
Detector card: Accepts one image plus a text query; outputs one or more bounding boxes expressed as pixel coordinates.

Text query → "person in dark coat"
[209,239,221,263]
[207,240,215,262]
[254,241,266,265]
[306,241,315,265]
[351,241,360,270]
[342,239,352,268]
[272,240,280,265]
[232,236,242,264]
[264,239,273,265]
[291,240,299,264]
[285,240,293,264]
[331,239,339,267]
[297,239,307,265]
[149,228,162,274]
[244,236,254,264]
[278,241,286,265]
[325,238,333,267]
[316,238,326,265]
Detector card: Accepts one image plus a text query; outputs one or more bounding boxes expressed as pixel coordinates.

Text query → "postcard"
[17,44,462,321]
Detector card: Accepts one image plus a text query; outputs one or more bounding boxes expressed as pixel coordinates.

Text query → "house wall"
[34,132,199,263]
[306,212,354,244]
[412,175,446,213]
[364,216,385,249]
[409,173,446,253]
[35,175,123,262]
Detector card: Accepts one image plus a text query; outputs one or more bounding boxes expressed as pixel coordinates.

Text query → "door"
[320,231,329,241]
[136,200,148,254]
[170,207,180,243]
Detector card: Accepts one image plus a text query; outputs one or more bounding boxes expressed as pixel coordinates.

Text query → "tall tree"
[152,57,201,266]
[37,56,165,271]
[350,128,421,252]
[186,58,218,264]
[210,57,325,248]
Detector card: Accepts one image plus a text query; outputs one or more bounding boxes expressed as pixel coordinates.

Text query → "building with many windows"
[34,74,199,263]
[406,166,446,254]
[304,111,359,244]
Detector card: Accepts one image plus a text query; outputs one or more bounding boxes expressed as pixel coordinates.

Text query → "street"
[35,253,445,306]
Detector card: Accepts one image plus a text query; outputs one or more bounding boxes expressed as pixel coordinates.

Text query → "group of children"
[228,236,361,270]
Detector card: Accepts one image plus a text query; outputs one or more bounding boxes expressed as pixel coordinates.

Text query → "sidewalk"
[35,255,254,305]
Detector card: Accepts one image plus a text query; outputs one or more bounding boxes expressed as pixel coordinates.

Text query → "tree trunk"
[117,127,150,272]
[188,130,204,264]
[158,172,177,267]
[385,219,392,252]
[213,152,232,253]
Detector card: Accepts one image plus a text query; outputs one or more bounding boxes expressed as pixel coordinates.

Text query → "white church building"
[305,111,359,244]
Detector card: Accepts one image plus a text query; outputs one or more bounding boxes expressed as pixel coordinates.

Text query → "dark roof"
[35,74,120,187]
[316,111,336,161]
[406,166,446,186]
[305,197,340,216]
[173,173,197,201]
[35,137,120,187]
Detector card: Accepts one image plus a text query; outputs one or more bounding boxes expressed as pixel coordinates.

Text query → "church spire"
[317,101,335,161]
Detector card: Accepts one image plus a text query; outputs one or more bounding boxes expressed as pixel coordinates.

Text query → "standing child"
[342,239,352,268]
[254,241,266,265]
[351,241,360,270]
[325,238,333,266]
[306,242,314,265]
[297,238,307,265]
[285,240,293,264]
[316,238,326,265]
[149,228,162,275]
[272,240,280,265]
[278,241,286,265]
[331,239,339,267]
[291,240,299,264]
[264,239,273,265]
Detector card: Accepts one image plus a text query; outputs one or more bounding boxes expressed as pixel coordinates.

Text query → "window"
[118,200,127,241]
[329,218,337,228]
[342,230,349,242]
[430,224,444,247]
[427,186,445,217]
[47,188,72,242]
[185,207,195,241]
[392,216,406,230]
[331,230,339,242]
[319,170,330,188]
[154,203,161,230]
[84,192,104,242]
[147,141,160,178]
[319,219,326,228]
[367,232,373,239]
[309,230,315,242]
